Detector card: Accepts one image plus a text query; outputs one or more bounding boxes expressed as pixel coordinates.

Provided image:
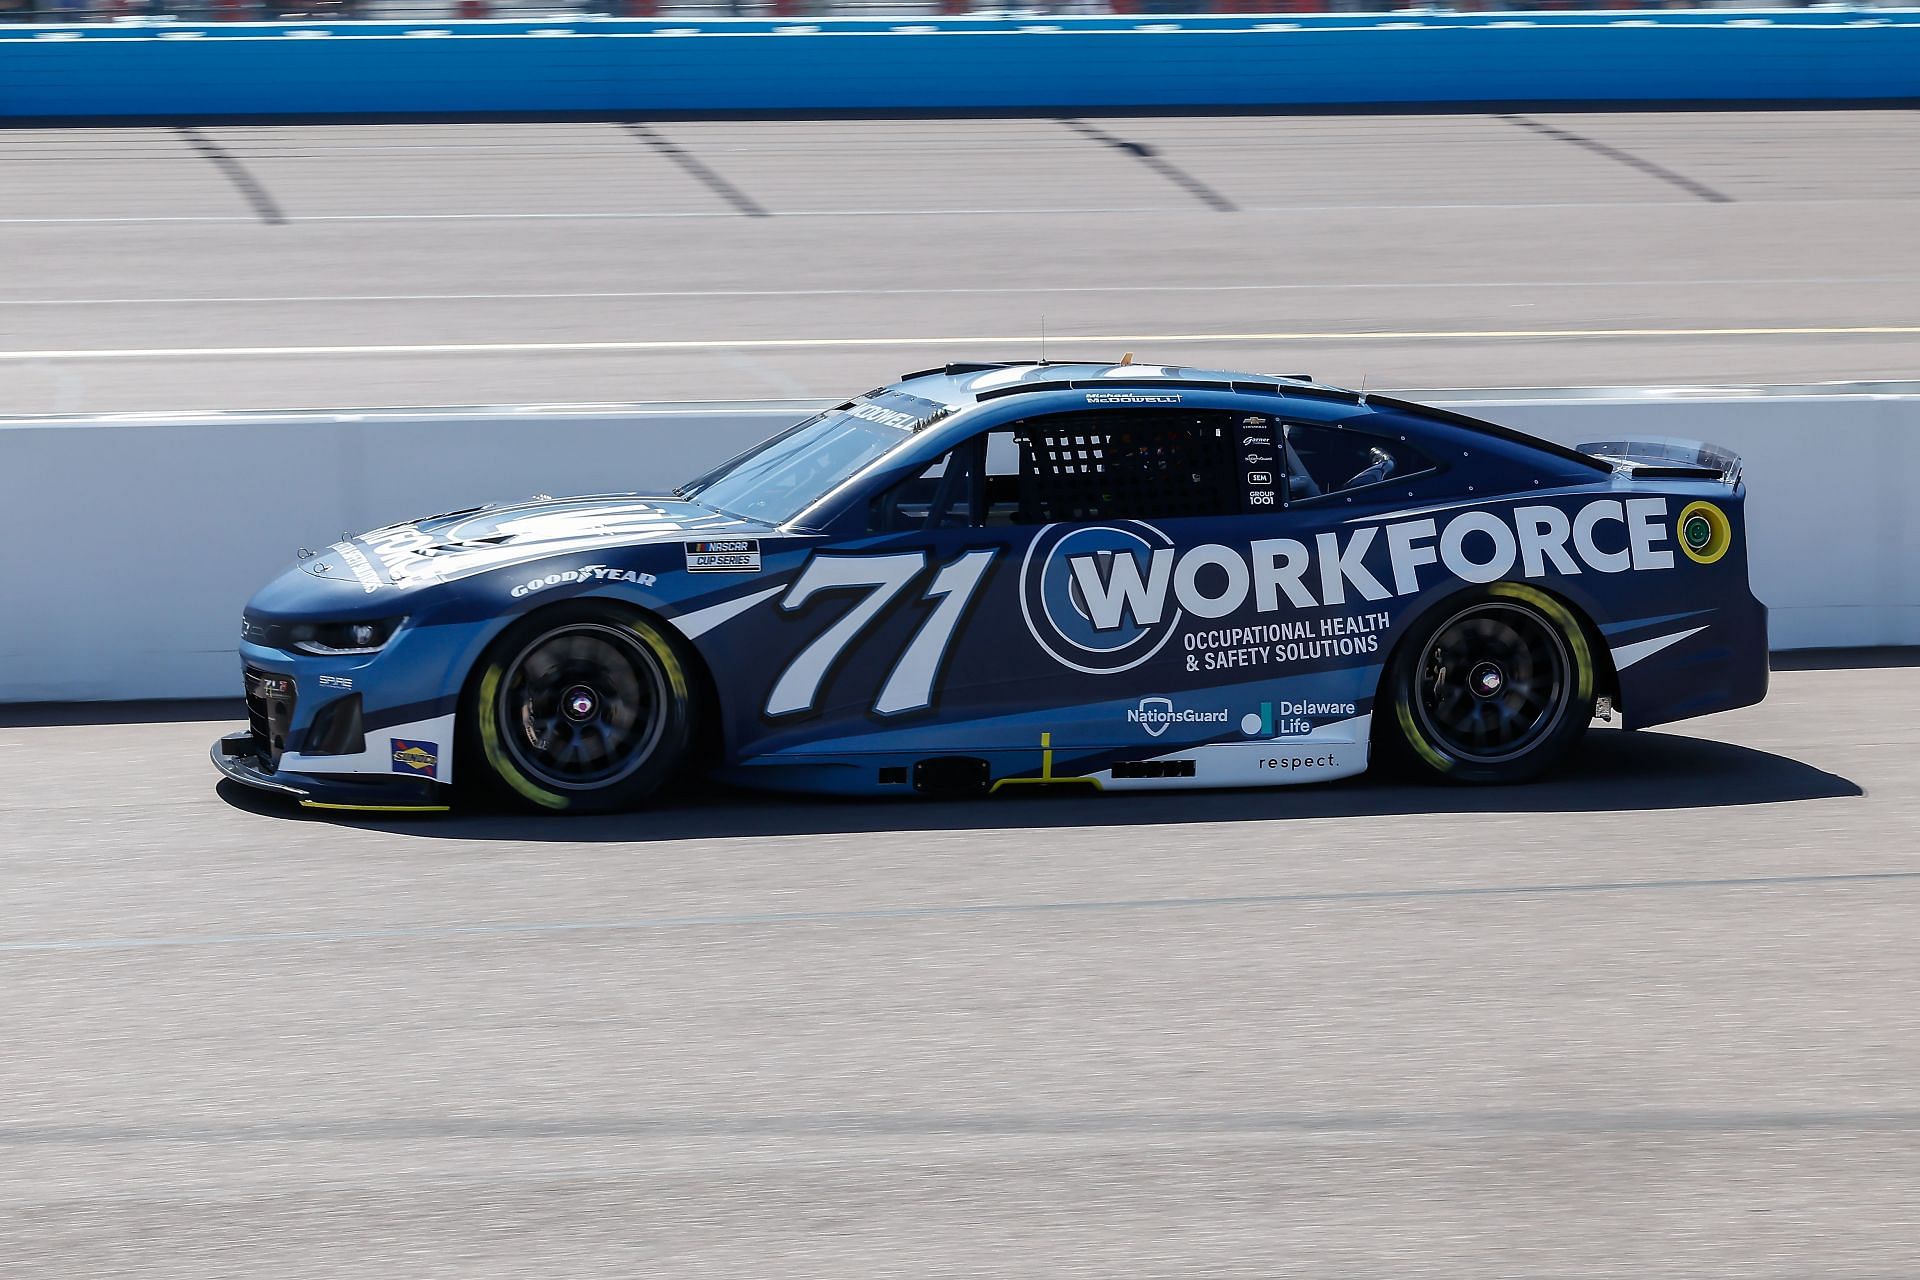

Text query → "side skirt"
[1091,714,1373,791]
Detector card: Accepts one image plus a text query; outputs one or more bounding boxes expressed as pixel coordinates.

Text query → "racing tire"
[461,602,695,814]
[1382,584,1594,785]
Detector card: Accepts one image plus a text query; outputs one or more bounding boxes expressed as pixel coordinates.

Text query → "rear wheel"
[1385,584,1593,784]
[463,603,694,813]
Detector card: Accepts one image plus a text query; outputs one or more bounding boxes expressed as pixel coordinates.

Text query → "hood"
[304,494,766,591]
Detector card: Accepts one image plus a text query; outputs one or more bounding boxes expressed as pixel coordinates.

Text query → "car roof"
[877,359,1610,475]
[887,360,1345,407]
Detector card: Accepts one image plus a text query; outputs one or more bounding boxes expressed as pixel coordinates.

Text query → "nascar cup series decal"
[1021,498,1678,676]
[686,540,761,573]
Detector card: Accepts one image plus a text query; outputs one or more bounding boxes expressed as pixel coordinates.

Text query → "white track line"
[3,276,1914,308]
[3,326,1917,362]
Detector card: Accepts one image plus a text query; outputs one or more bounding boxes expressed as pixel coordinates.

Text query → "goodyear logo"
[391,738,439,779]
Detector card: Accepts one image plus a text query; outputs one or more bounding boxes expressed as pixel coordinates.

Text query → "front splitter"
[211,731,451,813]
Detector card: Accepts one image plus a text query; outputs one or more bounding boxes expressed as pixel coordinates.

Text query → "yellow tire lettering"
[1487,582,1594,703]
[1396,696,1454,772]
[631,621,691,702]
[478,663,568,810]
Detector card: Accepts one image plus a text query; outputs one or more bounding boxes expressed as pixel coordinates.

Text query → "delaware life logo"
[390,739,439,779]
[1239,700,1357,738]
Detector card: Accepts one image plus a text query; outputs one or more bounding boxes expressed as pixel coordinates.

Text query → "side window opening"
[871,410,1404,532]
[869,442,980,533]
[1283,422,1435,503]
[1004,410,1244,524]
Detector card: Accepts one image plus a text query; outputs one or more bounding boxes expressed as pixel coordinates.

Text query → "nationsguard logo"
[1126,696,1229,738]
[391,739,439,779]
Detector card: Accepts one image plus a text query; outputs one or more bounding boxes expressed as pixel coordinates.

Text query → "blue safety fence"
[2,9,1916,117]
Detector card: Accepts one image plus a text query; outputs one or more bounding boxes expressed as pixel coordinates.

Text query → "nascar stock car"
[213,360,1767,814]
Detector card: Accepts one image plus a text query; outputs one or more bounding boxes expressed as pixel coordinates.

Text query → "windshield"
[677,401,931,525]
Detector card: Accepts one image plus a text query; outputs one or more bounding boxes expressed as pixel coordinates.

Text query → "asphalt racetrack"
[2,109,1919,415]
[2,655,1916,1276]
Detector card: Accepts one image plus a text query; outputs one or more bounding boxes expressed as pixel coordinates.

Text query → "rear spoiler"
[1575,437,1743,486]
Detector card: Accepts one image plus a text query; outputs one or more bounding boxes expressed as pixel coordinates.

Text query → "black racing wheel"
[463,602,695,813]
[1383,584,1594,784]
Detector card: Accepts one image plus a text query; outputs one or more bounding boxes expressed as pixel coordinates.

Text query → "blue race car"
[213,361,1768,813]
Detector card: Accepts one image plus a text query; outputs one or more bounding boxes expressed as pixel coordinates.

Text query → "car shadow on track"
[216,727,1862,843]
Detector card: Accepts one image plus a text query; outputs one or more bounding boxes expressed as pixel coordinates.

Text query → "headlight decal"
[239,613,408,655]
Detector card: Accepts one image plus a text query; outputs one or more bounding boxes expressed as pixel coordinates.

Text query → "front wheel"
[1384,584,1594,785]
[463,603,695,813]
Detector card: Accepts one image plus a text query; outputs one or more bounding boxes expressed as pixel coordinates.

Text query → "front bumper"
[212,731,451,812]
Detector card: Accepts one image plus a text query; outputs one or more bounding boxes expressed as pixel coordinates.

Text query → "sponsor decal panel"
[328,541,384,594]
[510,564,658,599]
[686,540,762,573]
[1240,417,1279,508]
[391,738,439,779]
[317,674,354,690]
[1022,498,1676,676]
[356,526,439,585]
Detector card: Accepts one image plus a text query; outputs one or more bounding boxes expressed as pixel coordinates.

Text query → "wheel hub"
[1469,661,1505,698]
[562,685,599,722]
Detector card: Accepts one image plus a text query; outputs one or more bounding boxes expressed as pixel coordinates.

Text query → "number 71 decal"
[765,550,998,718]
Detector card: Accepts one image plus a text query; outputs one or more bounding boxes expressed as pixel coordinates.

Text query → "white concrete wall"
[1473,392,1920,653]
[0,405,804,702]
[0,390,1911,703]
